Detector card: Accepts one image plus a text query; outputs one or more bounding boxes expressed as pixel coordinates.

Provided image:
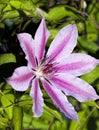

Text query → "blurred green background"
[0,0,99,130]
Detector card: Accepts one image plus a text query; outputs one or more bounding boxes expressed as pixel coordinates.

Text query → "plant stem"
[13,105,23,130]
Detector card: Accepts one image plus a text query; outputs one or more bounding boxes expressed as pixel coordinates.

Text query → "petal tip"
[36,8,45,19]
[17,33,23,38]
[91,94,99,101]
[96,60,99,64]
[17,33,25,40]
[33,109,43,118]
[72,24,78,36]
[74,116,79,121]
[17,33,31,39]
[33,113,41,118]
[96,95,99,100]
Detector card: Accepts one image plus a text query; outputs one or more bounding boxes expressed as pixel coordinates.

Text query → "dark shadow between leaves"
[0,62,17,83]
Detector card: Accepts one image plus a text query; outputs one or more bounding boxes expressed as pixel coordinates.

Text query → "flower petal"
[17,33,36,68]
[47,24,78,62]
[37,8,45,19]
[34,17,50,63]
[7,67,34,91]
[56,53,98,76]
[30,78,44,117]
[50,73,99,102]
[42,79,78,120]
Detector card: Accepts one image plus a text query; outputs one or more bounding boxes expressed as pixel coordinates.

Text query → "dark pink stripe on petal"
[49,33,70,59]
[34,18,50,63]
[30,78,44,117]
[56,53,98,76]
[50,73,99,102]
[42,79,78,120]
[7,67,34,91]
[57,62,85,71]
[47,24,78,61]
[17,33,36,68]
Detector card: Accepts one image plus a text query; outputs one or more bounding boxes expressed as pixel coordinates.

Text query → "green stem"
[13,105,23,130]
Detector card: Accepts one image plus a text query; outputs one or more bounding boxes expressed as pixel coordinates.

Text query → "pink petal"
[7,67,34,91]
[36,8,45,19]
[17,33,36,68]
[50,73,99,102]
[30,78,44,117]
[42,79,78,120]
[56,53,98,76]
[34,17,50,63]
[47,24,78,62]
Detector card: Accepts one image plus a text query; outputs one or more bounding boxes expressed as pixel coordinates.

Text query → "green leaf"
[47,5,84,22]
[19,94,32,107]
[48,6,69,21]
[0,3,6,15]
[0,83,12,93]
[9,0,35,11]
[86,21,97,34]
[81,66,99,84]
[49,29,59,39]
[2,10,19,19]
[44,105,63,122]
[9,1,22,9]
[87,33,97,41]
[0,0,9,3]
[0,53,16,65]
[13,106,23,130]
[1,93,15,119]
[76,108,96,130]
[23,113,48,129]
[83,101,99,108]
[0,118,9,129]
[69,110,86,130]
[78,37,99,54]
[0,117,9,126]
[0,23,4,28]
[3,4,12,12]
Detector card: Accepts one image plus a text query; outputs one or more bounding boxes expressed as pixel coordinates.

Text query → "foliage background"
[0,0,99,130]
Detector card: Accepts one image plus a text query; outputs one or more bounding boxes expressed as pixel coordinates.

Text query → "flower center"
[35,67,43,78]
[35,57,58,78]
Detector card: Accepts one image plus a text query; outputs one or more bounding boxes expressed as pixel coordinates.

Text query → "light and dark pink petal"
[47,24,78,62]
[37,8,45,19]
[17,33,36,68]
[30,78,44,117]
[56,53,98,76]
[34,16,50,63]
[7,67,34,91]
[50,73,99,102]
[42,79,78,120]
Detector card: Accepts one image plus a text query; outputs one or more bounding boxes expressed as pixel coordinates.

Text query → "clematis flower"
[7,10,99,120]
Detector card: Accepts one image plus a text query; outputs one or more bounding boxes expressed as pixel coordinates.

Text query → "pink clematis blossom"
[7,10,99,120]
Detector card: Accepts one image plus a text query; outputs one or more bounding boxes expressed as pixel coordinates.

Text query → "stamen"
[34,57,58,78]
